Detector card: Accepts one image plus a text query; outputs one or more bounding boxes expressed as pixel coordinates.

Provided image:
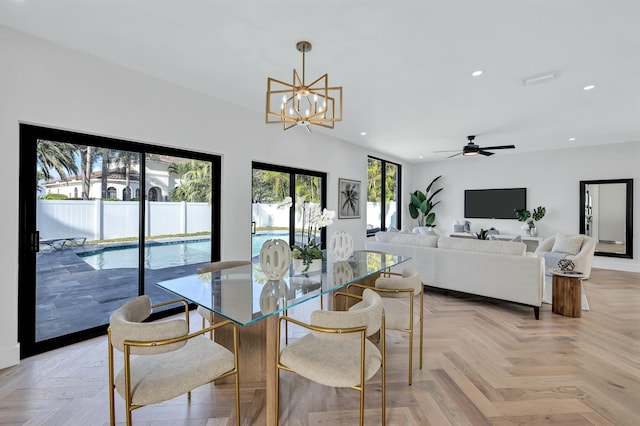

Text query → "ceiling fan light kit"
[265,41,343,133]
[437,135,516,159]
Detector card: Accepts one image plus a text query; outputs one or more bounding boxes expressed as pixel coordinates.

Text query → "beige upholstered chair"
[535,234,596,279]
[195,260,251,338]
[276,289,386,425]
[349,267,423,385]
[108,296,240,426]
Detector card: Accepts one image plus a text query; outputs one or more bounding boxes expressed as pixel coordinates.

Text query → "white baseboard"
[0,343,20,369]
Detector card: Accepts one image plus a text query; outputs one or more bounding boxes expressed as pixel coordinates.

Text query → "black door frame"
[252,162,328,249]
[19,123,221,358]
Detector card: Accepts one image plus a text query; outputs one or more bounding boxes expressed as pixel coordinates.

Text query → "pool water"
[79,240,212,270]
[251,232,289,257]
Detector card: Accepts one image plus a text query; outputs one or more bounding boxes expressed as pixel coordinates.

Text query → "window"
[367,156,401,236]
[107,186,117,199]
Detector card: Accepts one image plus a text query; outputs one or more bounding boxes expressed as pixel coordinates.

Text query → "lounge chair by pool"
[40,237,86,251]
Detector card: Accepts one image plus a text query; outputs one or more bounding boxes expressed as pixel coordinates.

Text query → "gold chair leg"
[419,290,424,370]
[381,315,386,425]
[408,292,414,386]
[107,330,116,426]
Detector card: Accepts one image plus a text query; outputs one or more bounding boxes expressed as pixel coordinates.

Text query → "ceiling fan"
[436,135,516,158]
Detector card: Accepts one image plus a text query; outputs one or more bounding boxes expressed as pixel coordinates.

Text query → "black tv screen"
[464,188,527,219]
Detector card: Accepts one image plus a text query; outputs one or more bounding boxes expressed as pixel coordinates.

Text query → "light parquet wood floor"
[1,268,639,425]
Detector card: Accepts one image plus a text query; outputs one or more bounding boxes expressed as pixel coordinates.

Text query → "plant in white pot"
[515,206,546,236]
[280,197,335,272]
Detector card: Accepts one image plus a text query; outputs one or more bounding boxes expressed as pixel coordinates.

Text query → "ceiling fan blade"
[480,145,515,150]
[447,152,463,158]
[479,150,494,156]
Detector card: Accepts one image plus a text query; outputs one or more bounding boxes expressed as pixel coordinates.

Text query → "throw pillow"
[551,233,584,255]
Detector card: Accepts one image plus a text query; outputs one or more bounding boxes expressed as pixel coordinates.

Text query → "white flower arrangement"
[278,197,336,271]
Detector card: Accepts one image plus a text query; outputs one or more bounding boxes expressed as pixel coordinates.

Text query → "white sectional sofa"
[366,231,545,319]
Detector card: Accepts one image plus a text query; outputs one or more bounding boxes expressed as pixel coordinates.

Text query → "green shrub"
[40,193,68,200]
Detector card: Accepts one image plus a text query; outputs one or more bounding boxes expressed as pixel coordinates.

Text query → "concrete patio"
[35,243,208,342]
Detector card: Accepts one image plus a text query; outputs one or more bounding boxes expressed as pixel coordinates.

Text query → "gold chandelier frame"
[266,41,343,132]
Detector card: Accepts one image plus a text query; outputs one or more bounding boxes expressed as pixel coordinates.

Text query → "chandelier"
[266,41,343,132]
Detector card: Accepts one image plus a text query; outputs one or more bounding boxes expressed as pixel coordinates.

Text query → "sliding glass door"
[251,162,326,258]
[367,156,401,235]
[19,124,220,358]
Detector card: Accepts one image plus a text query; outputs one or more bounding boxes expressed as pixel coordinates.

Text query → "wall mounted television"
[464,188,527,219]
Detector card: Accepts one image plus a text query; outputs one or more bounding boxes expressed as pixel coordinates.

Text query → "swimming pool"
[251,232,289,257]
[79,239,212,270]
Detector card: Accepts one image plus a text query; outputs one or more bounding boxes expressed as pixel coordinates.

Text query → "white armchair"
[535,234,596,279]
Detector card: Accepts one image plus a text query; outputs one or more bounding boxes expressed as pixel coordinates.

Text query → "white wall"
[0,26,407,368]
[409,141,640,272]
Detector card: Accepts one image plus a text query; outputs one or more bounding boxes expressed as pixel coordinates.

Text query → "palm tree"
[76,145,97,200]
[96,148,114,199]
[168,160,212,203]
[114,151,140,200]
[36,140,78,181]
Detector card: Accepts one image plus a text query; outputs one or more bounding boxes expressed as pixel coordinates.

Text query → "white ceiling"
[2,0,639,162]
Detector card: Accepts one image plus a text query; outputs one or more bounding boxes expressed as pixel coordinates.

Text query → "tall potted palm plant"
[409,175,443,228]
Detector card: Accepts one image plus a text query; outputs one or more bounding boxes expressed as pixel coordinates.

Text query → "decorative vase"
[259,239,291,280]
[259,279,289,314]
[292,257,322,273]
[332,261,354,285]
[329,231,354,261]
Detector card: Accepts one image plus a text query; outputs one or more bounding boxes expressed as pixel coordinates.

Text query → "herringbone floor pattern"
[1,268,638,425]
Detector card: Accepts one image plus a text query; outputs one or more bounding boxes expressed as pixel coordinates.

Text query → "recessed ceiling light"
[583,85,596,91]
[472,70,483,77]
[360,132,366,136]
[569,137,576,141]
[418,155,423,159]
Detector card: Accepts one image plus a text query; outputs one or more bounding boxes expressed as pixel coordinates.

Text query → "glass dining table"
[156,250,409,425]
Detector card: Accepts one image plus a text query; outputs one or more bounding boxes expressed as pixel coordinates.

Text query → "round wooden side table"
[550,269,584,318]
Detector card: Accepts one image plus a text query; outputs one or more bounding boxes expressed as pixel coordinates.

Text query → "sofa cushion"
[375,231,439,247]
[393,233,439,247]
[437,236,525,256]
[551,233,584,255]
[375,231,396,243]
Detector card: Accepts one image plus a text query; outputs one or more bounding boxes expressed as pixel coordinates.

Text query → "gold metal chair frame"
[347,270,424,385]
[107,298,241,426]
[275,292,386,425]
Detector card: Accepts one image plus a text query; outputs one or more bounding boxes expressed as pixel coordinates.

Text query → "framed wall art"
[338,178,361,219]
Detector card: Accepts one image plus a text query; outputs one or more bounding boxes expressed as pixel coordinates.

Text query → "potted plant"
[409,175,443,228]
[515,206,546,236]
[281,198,335,272]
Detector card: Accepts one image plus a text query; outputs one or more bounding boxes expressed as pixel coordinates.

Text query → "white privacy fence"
[37,200,212,241]
[38,200,398,241]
